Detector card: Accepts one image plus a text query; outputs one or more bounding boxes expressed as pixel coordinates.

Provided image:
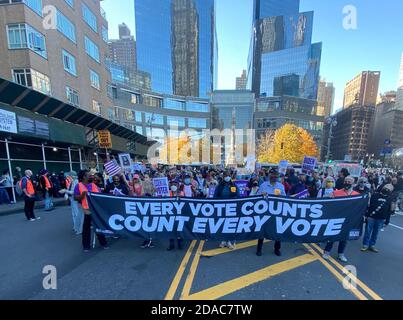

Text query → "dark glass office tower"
[135,0,217,98]
[248,0,322,99]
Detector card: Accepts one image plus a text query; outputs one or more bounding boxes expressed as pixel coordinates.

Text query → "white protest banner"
[118,153,132,170]
[278,160,289,175]
[153,177,170,197]
[0,109,17,134]
[302,156,317,172]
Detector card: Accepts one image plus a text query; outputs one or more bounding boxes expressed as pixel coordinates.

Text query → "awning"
[0,77,155,146]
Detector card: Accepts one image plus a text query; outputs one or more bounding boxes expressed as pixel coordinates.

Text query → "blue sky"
[102,0,403,111]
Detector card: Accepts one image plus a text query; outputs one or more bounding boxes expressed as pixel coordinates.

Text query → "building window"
[92,100,101,114]
[135,112,142,123]
[124,110,135,121]
[186,101,209,113]
[12,68,51,95]
[164,98,184,111]
[89,69,100,90]
[145,113,164,125]
[101,26,108,43]
[84,36,100,62]
[66,86,79,107]
[64,0,74,8]
[7,23,47,58]
[56,10,76,43]
[167,116,185,127]
[62,50,77,76]
[0,0,42,15]
[188,118,207,129]
[82,3,97,33]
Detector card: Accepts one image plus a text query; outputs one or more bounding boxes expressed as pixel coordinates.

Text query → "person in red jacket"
[322,176,360,262]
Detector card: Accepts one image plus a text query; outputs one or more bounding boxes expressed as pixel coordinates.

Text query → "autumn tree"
[257,124,318,163]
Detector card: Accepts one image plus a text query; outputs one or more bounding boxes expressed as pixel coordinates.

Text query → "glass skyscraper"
[135,0,217,98]
[248,0,322,100]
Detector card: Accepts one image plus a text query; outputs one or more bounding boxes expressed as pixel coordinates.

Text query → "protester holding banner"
[74,170,108,252]
[322,176,360,262]
[289,173,307,196]
[248,180,260,196]
[215,171,239,250]
[256,168,285,257]
[142,174,156,197]
[361,184,394,253]
[179,173,197,198]
[317,177,335,198]
[105,174,130,196]
[132,174,144,197]
[167,181,183,251]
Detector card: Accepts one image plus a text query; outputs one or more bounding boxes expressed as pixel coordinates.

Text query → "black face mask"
[381,189,391,196]
[344,183,353,190]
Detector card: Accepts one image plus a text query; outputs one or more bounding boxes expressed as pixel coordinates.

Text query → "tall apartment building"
[108,23,137,70]
[0,0,112,118]
[397,53,403,109]
[325,104,375,161]
[135,0,218,98]
[316,80,335,117]
[235,70,247,90]
[343,71,380,109]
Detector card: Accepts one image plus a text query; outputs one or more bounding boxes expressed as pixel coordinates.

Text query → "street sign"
[98,130,112,149]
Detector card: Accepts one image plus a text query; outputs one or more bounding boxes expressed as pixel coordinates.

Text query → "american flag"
[104,160,121,177]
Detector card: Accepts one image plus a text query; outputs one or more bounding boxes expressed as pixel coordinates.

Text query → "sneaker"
[322,252,331,260]
[368,247,379,253]
[219,241,227,248]
[360,246,369,252]
[35,217,41,220]
[102,246,110,250]
[83,248,90,252]
[227,242,236,250]
[141,240,149,248]
[338,254,348,262]
[29,218,36,222]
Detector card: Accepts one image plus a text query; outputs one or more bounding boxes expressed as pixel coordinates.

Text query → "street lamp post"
[325,116,338,162]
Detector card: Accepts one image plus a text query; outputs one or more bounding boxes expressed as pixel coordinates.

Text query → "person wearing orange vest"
[20,170,40,221]
[39,169,54,212]
[322,176,360,263]
[74,170,108,252]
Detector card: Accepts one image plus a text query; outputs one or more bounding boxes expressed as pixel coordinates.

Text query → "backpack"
[15,179,24,196]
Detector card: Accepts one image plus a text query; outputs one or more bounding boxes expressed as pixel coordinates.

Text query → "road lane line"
[390,223,403,231]
[184,254,317,300]
[303,244,368,300]
[201,239,271,257]
[164,240,197,300]
[180,240,205,300]
[310,243,382,300]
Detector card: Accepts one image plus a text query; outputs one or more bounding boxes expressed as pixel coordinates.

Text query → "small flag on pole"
[292,189,309,199]
[104,160,121,177]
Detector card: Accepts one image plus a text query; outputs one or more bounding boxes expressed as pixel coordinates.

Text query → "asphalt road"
[1,206,403,300]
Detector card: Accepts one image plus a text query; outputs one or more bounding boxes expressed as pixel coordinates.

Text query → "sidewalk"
[0,198,68,217]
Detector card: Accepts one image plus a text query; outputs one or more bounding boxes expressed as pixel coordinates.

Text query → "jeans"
[324,241,347,254]
[0,188,10,204]
[363,218,385,248]
[44,191,53,210]
[71,199,84,234]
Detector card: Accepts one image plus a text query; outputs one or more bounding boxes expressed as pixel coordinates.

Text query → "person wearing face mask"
[317,177,335,198]
[256,168,285,257]
[361,184,394,253]
[215,171,239,250]
[289,173,307,196]
[354,177,370,195]
[180,174,196,198]
[167,181,183,251]
[249,180,260,196]
[323,176,360,262]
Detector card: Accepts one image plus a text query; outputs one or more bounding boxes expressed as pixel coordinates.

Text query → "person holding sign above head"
[256,168,286,257]
[74,170,108,252]
[322,176,359,262]
[215,171,239,250]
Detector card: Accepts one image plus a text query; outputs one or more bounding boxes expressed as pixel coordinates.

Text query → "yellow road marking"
[303,244,368,300]
[180,240,205,299]
[184,254,317,300]
[164,240,197,300]
[201,240,271,257]
[310,243,382,300]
